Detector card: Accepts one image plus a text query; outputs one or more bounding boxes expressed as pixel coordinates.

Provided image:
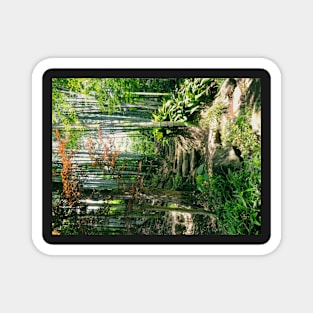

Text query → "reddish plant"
[85,126,120,172]
[55,129,80,206]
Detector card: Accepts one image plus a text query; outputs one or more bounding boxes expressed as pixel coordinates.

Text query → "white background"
[0,0,311,312]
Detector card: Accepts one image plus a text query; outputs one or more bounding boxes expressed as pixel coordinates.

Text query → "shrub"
[223,108,260,158]
[196,151,261,235]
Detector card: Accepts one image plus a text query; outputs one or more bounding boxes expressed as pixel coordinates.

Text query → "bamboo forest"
[52,77,262,236]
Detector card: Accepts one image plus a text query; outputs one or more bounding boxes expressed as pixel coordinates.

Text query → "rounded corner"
[258,57,282,80]
[259,233,282,256]
[32,58,57,79]
[31,233,54,256]
[32,58,281,256]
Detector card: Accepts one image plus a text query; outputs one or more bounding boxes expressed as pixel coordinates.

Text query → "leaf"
[189,105,200,115]
[197,164,204,175]
[196,175,204,184]
[174,114,182,121]
[197,184,204,193]
[186,101,195,107]
[254,220,261,226]
[164,100,172,108]
[200,78,211,85]
[195,90,206,100]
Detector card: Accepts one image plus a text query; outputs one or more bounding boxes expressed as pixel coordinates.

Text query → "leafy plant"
[127,130,155,155]
[152,78,219,123]
[55,129,81,205]
[223,107,260,158]
[196,152,261,235]
[52,129,84,234]
[200,101,226,130]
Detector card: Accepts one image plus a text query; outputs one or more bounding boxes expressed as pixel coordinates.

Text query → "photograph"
[51,76,262,236]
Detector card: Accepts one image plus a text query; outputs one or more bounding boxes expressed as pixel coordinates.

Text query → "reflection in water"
[52,185,219,235]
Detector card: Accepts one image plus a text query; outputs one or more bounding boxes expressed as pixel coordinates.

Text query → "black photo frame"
[42,68,270,245]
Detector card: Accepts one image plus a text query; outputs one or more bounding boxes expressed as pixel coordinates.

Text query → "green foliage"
[85,78,178,113]
[200,101,226,130]
[152,99,185,122]
[197,164,205,175]
[214,78,227,89]
[196,152,261,235]
[152,127,166,144]
[52,128,84,150]
[172,174,183,190]
[52,78,84,149]
[152,78,219,123]
[223,110,260,158]
[127,131,155,155]
[53,78,179,118]
[52,79,77,124]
